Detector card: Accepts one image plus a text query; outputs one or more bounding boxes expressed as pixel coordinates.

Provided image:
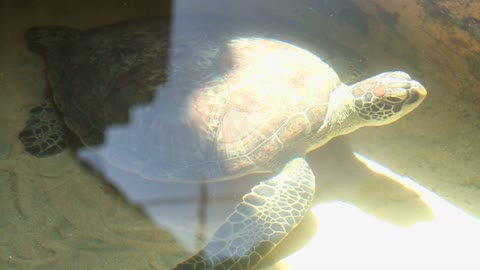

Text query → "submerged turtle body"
[20,17,427,270]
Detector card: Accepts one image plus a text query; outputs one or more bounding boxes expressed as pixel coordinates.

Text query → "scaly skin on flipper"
[19,99,71,157]
[173,158,315,270]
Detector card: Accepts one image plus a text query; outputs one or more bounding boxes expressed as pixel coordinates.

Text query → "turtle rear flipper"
[19,99,71,157]
[173,157,315,270]
[26,26,82,54]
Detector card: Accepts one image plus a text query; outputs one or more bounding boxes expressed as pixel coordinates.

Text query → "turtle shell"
[40,17,342,183]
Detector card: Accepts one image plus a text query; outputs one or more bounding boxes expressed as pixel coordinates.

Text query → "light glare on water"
[277,153,480,270]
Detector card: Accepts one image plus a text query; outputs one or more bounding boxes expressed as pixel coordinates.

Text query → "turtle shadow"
[309,137,434,226]
[257,136,434,268]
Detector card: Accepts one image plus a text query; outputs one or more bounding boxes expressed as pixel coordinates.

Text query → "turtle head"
[349,71,427,126]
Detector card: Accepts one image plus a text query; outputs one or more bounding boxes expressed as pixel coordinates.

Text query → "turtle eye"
[386,96,402,103]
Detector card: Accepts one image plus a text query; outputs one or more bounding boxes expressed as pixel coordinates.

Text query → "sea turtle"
[19,17,426,269]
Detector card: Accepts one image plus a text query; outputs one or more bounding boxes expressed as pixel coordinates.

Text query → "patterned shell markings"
[188,38,341,175]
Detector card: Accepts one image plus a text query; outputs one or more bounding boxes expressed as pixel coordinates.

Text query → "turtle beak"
[407,81,427,105]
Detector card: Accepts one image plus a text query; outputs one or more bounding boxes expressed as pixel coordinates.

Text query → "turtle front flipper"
[173,157,315,270]
[19,99,71,157]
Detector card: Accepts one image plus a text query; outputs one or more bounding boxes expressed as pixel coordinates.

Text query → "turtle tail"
[25,26,82,54]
